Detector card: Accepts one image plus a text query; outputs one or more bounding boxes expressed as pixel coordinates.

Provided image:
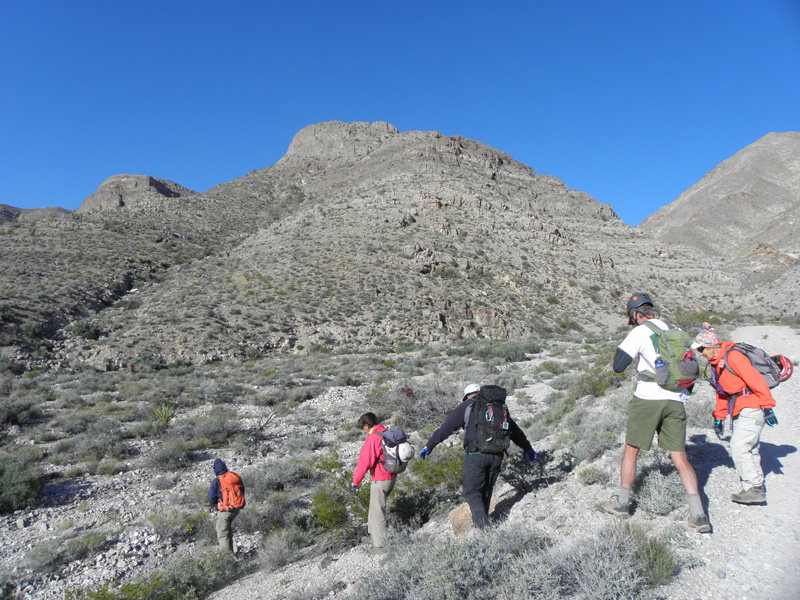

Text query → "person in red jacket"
[692,323,778,505]
[352,412,397,552]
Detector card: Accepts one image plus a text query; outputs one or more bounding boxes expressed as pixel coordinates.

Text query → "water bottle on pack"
[654,357,668,386]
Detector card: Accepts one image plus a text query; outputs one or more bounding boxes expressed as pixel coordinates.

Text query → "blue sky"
[1,1,798,225]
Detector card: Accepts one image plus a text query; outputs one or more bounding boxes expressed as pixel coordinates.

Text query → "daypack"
[380,426,415,474]
[217,471,246,511]
[721,342,793,389]
[643,321,699,390]
[467,385,511,454]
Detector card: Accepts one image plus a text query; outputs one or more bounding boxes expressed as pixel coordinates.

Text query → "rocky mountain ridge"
[1,123,798,374]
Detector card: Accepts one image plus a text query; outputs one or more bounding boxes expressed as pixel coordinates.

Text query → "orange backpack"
[217,471,246,510]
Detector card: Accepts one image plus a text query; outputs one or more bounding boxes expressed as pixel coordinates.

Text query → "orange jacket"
[708,340,776,419]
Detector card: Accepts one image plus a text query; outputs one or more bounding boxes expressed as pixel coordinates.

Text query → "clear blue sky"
[1,1,798,225]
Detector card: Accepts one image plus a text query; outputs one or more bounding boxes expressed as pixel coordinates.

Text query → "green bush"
[310,488,349,530]
[0,395,41,426]
[0,453,42,513]
[388,445,464,527]
[71,320,102,340]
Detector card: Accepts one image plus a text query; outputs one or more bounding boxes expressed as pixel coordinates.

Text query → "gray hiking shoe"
[687,513,712,533]
[731,485,766,505]
[603,496,631,518]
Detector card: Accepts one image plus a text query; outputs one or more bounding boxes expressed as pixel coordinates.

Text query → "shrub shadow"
[39,480,93,507]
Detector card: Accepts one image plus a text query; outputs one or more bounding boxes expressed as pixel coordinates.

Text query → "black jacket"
[424,397,532,454]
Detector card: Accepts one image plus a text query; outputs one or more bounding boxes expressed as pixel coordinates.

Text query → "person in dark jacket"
[207,458,243,552]
[419,384,536,528]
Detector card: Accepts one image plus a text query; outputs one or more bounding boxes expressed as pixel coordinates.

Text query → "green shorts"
[625,396,687,452]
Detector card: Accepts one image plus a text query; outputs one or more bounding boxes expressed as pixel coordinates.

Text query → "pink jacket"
[353,424,396,486]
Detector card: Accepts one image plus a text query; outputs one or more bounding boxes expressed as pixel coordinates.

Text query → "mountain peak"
[75,174,197,213]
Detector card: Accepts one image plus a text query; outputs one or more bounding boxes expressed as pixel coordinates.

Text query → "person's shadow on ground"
[686,434,735,513]
[759,442,797,477]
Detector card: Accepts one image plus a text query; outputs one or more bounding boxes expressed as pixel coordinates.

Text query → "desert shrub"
[65,549,243,600]
[382,382,454,430]
[151,475,174,490]
[388,445,464,526]
[635,464,685,516]
[684,390,715,429]
[27,530,108,572]
[535,360,568,377]
[96,458,129,476]
[235,491,293,534]
[576,465,608,485]
[0,453,43,513]
[499,450,556,495]
[310,488,349,529]
[258,516,319,573]
[176,407,239,448]
[148,509,212,544]
[0,395,41,426]
[70,420,129,461]
[71,320,101,340]
[147,437,197,471]
[353,527,549,600]
[21,320,44,338]
[571,429,620,464]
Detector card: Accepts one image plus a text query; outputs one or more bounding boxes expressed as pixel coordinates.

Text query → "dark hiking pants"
[463,452,503,528]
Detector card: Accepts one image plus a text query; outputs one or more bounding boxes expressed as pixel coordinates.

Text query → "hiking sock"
[688,493,704,517]
[618,486,631,506]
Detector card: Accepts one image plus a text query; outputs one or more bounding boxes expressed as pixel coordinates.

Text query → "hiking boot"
[687,513,712,533]
[603,496,631,518]
[731,485,766,505]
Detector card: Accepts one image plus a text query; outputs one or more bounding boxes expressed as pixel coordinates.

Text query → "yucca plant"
[151,403,176,425]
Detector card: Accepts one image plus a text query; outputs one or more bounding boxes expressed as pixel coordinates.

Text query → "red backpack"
[217,471,246,510]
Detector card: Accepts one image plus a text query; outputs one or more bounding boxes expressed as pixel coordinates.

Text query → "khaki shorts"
[625,396,687,452]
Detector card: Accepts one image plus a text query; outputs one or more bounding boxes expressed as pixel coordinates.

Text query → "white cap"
[463,383,480,397]
[398,443,415,462]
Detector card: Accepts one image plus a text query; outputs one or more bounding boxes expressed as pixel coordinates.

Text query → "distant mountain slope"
[0,121,754,371]
[640,132,800,258]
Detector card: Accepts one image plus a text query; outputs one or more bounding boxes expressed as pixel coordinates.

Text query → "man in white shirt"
[604,293,711,533]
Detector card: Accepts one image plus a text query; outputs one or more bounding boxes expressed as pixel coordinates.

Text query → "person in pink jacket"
[352,412,397,552]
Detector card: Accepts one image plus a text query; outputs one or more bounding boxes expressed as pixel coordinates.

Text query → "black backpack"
[466,385,511,454]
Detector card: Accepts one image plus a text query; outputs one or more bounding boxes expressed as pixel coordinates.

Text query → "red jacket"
[353,424,396,486]
[709,340,776,419]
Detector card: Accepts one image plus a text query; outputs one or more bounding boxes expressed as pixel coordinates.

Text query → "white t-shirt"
[617,318,690,403]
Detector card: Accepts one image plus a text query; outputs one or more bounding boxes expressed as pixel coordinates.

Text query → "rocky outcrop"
[75,175,197,213]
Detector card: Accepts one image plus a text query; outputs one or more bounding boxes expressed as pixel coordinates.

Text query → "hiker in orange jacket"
[352,412,397,552]
[692,324,777,505]
[207,458,245,552]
